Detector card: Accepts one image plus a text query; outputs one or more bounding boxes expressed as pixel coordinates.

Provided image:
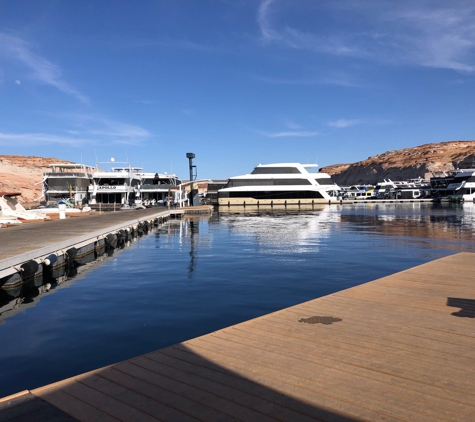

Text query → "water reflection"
[217,206,340,256]
[0,222,150,323]
[339,203,475,251]
[155,218,206,280]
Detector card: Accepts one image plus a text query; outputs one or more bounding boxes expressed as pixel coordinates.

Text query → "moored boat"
[0,193,50,222]
[42,163,95,206]
[218,163,341,206]
[88,161,142,211]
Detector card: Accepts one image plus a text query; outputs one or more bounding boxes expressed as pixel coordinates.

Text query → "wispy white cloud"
[256,0,475,73]
[88,122,150,139]
[257,0,366,57]
[328,117,391,128]
[0,33,89,102]
[261,130,320,138]
[51,113,151,142]
[257,0,281,42]
[328,119,361,128]
[2,113,153,147]
[386,5,475,72]
[285,120,302,130]
[0,132,91,146]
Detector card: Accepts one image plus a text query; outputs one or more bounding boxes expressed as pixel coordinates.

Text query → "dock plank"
[13,252,474,421]
[130,355,318,422]
[34,387,119,422]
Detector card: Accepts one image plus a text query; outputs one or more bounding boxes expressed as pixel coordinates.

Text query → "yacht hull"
[218,197,337,206]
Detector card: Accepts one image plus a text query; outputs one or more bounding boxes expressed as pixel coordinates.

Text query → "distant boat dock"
[1,252,474,421]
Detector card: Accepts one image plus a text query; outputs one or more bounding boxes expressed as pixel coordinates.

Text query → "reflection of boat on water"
[339,203,475,243]
[0,239,107,303]
[219,205,340,254]
[217,203,330,214]
[218,163,341,207]
[0,258,103,325]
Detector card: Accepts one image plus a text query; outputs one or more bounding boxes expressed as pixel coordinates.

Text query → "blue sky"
[1,0,474,180]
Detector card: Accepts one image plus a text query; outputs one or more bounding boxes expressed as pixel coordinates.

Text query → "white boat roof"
[255,163,318,169]
[48,163,96,170]
[111,166,143,171]
[138,172,177,177]
[93,171,141,177]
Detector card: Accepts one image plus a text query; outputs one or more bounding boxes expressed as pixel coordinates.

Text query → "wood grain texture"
[26,252,475,421]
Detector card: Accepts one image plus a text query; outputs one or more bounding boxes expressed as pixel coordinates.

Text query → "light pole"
[186,152,196,206]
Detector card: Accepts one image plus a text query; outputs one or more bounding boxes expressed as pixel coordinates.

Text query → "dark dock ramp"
[2,252,473,421]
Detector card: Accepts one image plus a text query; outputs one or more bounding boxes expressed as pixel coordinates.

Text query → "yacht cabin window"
[251,167,302,174]
[314,178,335,185]
[226,178,311,188]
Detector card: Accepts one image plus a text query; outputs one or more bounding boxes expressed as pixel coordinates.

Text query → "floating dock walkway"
[0,206,212,273]
[1,252,474,421]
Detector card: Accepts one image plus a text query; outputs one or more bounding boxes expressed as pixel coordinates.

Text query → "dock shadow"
[26,343,363,422]
[447,297,475,318]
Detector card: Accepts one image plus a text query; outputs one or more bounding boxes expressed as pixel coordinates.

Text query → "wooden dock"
[1,252,474,421]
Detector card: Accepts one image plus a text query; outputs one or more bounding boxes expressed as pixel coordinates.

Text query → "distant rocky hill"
[0,155,72,203]
[320,141,475,186]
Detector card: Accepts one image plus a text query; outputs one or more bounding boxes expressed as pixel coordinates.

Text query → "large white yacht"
[88,162,142,210]
[137,172,182,206]
[218,163,341,206]
[42,163,95,206]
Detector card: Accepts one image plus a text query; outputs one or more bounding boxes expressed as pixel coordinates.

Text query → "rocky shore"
[320,140,475,186]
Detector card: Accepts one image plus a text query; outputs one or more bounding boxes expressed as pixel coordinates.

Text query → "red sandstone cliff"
[0,155,73,203]
[320,141,475,186]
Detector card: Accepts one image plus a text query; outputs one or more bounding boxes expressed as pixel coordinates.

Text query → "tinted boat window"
[226,179,311,187]
[315,178,335,185]
[251,167,301,174]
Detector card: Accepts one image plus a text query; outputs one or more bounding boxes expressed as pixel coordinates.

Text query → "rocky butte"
[0,155,72,203]
[320,140,475,186]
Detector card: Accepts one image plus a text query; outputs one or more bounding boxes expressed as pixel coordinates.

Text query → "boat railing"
[46,184,88,191]
[141,183,175,190]
[44,172,93,177]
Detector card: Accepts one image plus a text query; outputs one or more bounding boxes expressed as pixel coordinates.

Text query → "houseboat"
[217,163,341,206]
[42,163,95,206]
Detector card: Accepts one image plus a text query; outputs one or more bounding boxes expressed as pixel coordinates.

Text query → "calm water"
[0,203,474,397]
